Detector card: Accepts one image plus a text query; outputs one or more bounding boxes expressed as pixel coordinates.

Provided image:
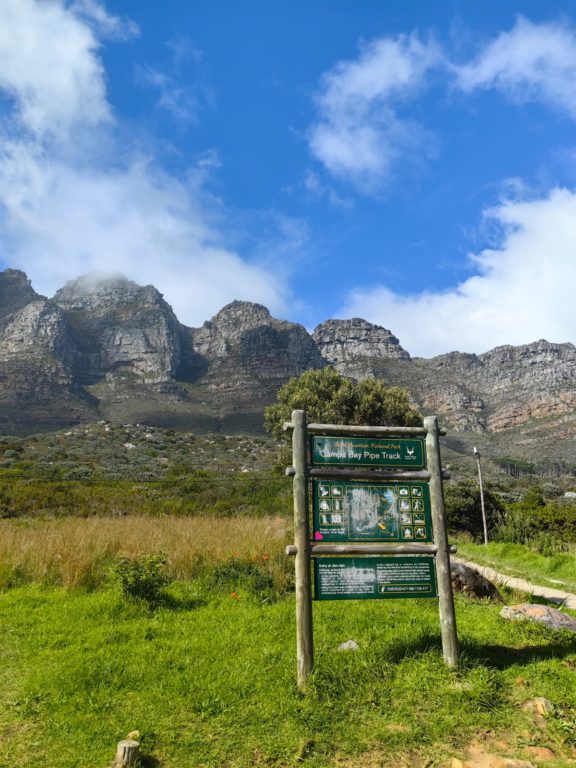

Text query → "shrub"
[444,479,504,541]
[494,487,576,552]
[208,556,293,602]
[264,367,422,440]
[115,552,171,604]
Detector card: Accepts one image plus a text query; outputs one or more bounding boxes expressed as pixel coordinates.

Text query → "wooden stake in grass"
[114,739,140,767]
[291,409,314,688]
[425,415,459,669]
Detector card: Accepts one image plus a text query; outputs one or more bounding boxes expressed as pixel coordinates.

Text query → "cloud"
[71,0,139,41]
[134,64,204,125]
[308,33,441,192]
[308,17,576,198]
[342,188,576,356]
[134,38,213,126]
[456,16,576,119]
[0,0,286,326]
[302,170,352,207]
[0,0,112,141]
[0,147,286,325]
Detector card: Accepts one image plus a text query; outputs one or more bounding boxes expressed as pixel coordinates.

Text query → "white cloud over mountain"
[0,0,112,140]
[0,0,286,325]
[308,33,441,192]
[2,4,576,354]
[456,16,576,119]
[309,17,576,194]
[343,188,576,356]
[310,18,576,354]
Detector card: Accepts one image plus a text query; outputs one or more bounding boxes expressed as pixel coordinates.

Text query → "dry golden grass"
[0,515,290,589]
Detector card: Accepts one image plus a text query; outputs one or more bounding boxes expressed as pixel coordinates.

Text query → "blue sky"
[2,1,576,355]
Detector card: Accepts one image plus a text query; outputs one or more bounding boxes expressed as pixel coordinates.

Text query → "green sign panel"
[313,480,432,543]
[311,435,426,469]
[314,556,437,600]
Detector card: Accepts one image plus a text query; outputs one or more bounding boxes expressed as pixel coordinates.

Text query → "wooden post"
[424,415,459,669]
[292,409,313,688]
[474,446,489,546]
[114,740,140,767]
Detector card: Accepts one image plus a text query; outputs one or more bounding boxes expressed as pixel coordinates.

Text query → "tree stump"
[114,739,140,767]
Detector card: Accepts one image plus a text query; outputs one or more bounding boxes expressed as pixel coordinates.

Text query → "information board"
[311,435,426,469]
[314,556,437,600]
[313,480,432,543]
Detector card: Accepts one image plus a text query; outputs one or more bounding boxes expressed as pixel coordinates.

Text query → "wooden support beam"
[286,544,457,556]
[283,421,447,437]
[286,467,450,480]
[292,409,313,689]
[309,467,432,481]
[425,415,459,669]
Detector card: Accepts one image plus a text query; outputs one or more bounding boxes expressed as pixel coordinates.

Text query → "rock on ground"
[451,562,501,600]
[500,603,576,632]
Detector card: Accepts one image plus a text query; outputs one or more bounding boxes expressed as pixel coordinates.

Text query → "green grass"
[2,584,576,767]
[455,540,576,594]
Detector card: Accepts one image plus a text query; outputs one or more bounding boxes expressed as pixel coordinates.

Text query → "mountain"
[53,274,183,383]
[0,270,97,433]
[1,269,575,474]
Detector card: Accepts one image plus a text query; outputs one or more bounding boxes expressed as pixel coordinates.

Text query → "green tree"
[264,367,422,440]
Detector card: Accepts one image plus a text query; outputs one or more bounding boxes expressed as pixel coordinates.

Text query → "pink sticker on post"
[315,532,324,540]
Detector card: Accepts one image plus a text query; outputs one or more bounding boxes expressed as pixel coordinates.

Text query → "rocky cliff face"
[2,268,576,472]
[477,340,576,432]
[0,270,95,433]
[189,301,325,396]
[313,318,410,378]
[53,275,182,383]
[402,341,576,434]
[0,269,41,328]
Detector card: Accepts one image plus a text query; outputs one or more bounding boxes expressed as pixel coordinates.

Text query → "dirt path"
[451,555,576,610]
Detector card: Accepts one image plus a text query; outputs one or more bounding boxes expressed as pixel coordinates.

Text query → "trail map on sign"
[313,480,432,543]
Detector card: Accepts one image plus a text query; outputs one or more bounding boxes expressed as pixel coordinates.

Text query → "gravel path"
[451,555,576,610]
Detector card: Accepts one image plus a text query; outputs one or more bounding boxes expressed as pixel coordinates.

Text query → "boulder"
[451,562,501,600]
[500,603,576,632]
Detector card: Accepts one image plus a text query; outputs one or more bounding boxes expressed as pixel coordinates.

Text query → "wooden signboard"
[285,412,459,689]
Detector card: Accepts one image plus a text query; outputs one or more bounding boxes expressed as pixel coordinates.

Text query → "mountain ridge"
[1,269,575,473]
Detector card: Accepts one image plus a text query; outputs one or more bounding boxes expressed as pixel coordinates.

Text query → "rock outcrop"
[404,341,576,436]
[0,271,95,433]
[501,604,576,632]
[313,318,409,378]
[478,341,576,431]
[53,274,182,383]
[189,301,325,396]
[0,269,41,328]
[450,562,501,601]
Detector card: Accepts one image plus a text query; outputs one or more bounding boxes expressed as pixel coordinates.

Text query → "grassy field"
[455,540,576,594]
[2,518,576,767]
[2,584,576,767]
[0,516,290,590]
[2,423,576,768]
